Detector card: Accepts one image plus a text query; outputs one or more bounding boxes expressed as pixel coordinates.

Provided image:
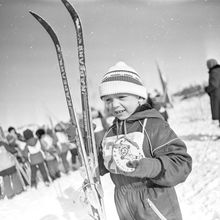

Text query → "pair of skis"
[29,0,105,219]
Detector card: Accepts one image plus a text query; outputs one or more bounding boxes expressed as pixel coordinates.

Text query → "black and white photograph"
[0,0,220,220]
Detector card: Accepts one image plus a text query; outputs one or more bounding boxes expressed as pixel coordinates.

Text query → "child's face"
[10,129,17,138]
[102,93,139,120]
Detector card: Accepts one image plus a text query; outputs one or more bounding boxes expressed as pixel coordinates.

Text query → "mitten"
[126,157,161,179]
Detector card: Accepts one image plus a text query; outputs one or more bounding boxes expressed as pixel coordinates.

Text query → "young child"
[0,141,24,199]
[98,61,192,220]
[35,128,61,181]
[54,123,70,174]
[22,129,50,187]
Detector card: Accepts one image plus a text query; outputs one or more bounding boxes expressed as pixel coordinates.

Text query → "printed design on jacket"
[102,131,145,173]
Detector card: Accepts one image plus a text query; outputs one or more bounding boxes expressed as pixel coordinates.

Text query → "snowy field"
[0,94,220,220]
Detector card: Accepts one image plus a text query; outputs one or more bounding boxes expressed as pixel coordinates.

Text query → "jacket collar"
[209,64,220,73]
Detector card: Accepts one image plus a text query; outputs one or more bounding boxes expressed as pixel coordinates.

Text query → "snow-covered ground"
[0,94,220,220]
[0,171,118,220]
[169,95,220,220]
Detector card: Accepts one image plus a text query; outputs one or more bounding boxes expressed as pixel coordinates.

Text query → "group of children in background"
[0,105,116,200]
[0,123,79,199]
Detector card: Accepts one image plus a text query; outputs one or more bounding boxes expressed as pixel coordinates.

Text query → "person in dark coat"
[205,58,220,126]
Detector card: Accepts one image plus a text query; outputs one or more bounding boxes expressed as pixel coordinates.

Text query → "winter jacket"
[99,104,192,220]
[205,64,220,120]
[0,142,16,172]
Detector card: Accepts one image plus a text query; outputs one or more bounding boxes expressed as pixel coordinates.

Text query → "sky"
[1,0,220,129]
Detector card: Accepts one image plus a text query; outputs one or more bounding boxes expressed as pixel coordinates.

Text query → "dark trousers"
[70,148,78,164]
[30,162,49,187]
[0,166,24,198]
[59,151,70,173]
[46,159,60,180]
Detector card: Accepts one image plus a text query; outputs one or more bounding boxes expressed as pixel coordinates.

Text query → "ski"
[60,0,98,169]
[60,1,106,219]
[155,61,173,107]
[29,11,105,220]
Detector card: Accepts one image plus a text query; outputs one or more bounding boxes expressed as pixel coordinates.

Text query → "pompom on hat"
[99,61,147,99]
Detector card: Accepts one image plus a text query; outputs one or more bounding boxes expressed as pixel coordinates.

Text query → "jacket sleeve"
[146,118,192,187]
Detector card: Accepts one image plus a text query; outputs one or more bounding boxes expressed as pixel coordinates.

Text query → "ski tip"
[29,10,38,18]
[29,11,42,22]
[29,10,35,15]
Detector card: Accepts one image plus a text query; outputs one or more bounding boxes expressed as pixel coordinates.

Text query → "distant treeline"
[173,83,206,99]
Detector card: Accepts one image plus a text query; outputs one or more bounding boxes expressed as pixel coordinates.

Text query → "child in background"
[8,127,25,142]
[35,128,61,181]
[6,134,25,164]
[0,141,24,199]
[54,123,70,174]
[98,61,192,220]
[23,129,50,188]
[5,134,29,187]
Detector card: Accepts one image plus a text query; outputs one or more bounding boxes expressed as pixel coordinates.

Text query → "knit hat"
[99,61,147,99]
[35,128,45,139]
[23,129,34,141]
[207,58,218,69]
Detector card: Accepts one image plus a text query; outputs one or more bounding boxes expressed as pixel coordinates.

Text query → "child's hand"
[125,158,162,179]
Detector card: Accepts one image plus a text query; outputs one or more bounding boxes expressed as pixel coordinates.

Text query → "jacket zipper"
[147,198,167,220]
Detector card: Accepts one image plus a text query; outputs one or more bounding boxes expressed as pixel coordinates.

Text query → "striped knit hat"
[99,61,147,99]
